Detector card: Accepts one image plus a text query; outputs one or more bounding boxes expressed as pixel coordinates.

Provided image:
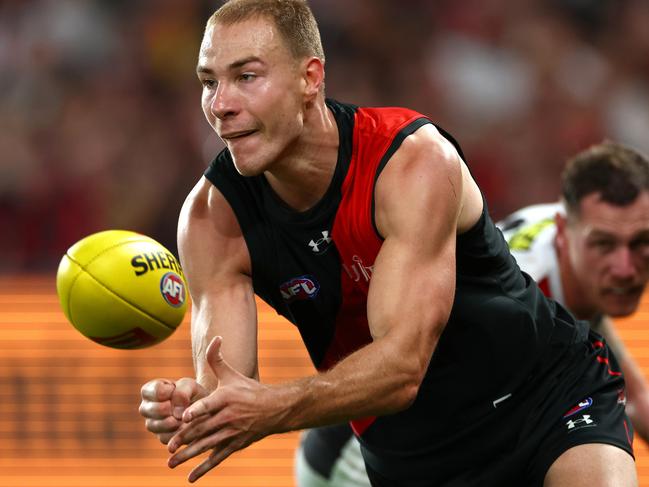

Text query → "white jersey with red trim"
[497,202,565,303]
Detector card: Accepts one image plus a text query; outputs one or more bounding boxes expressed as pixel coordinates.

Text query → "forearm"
[190,282,259,391]
[192,329,259,392]
[595,318,649,439]
[193,326,260,391]
[269,332,433,433]
[619,354,649,443]
[626,393,649,443]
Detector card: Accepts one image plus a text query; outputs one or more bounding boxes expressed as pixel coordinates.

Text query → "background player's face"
[565,191,649,317]
[197,17,307,176]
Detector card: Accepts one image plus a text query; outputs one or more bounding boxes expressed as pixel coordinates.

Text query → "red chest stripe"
[320,107,430,435]
[320,107,426,370]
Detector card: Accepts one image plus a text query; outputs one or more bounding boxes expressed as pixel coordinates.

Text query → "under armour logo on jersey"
[566,415,595,430]
[309,231,332,253]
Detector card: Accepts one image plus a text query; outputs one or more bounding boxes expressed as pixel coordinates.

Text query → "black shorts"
[362,331,635,487]
[525,338,634,485]
[301,423,355,478]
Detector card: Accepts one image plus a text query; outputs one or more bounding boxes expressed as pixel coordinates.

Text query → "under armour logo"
[566,415,594,430]
[309,231,332,253]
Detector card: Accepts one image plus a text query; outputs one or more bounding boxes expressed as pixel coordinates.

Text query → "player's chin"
[601,288,644,317]
[231,153,270,177]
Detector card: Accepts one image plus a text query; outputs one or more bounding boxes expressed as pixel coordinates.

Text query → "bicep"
[178,178,259,383]
[367,229,456,372]
[368,126,464,365]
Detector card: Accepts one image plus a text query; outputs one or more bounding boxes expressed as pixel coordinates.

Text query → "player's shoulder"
[498,202,564,244]
[382,123,460,187]
[497,202,563,281]
[356,104,426,123]
[374,124,467,238]
[353,103,431,142]
[345,101,465,165]
[177,176,250,276]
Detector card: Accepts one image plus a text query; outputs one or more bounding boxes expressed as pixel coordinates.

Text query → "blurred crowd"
[2,0,648,273]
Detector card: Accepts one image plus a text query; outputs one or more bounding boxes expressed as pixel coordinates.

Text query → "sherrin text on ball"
[56,230,188,349]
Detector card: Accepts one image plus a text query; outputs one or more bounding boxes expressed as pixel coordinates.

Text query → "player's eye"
[239,73,256,82]
[201,78,216,89]
[591,240,615,253]
[631,238,649,252]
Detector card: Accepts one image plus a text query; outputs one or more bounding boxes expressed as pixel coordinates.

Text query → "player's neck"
[264,98,339,212]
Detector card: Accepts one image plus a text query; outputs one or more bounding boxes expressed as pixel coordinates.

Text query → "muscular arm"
[138,177,258,448]
[167,127,484,480]
[274,125,483,427]
[183,126,482,429]
[597,315,649,442]
[178,177,259,389]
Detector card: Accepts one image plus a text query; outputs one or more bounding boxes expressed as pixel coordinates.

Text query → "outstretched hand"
[139,376,208,445]
[167,336,285,483]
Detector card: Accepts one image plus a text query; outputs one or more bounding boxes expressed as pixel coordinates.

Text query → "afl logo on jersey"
[160,272,186,307]
[280,275,320,302]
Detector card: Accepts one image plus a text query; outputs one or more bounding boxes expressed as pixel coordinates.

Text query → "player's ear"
[303,57,324,102]
[555,212,567,249]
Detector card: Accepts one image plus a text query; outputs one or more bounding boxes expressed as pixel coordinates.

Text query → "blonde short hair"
[208,0,325,62]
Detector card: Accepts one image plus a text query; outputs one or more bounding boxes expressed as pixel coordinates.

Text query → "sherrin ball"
[56,230,188,349]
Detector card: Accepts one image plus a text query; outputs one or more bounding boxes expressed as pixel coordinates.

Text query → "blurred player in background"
[138,0,637,484]
[296,140,649,486]
[296,423,371,487]
[500,141,649,439]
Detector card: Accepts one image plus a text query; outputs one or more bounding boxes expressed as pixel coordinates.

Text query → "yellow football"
[56,230,188,349]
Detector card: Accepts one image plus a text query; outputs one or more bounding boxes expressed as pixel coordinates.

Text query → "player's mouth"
[604,285,644,298]
[221,130,257,141]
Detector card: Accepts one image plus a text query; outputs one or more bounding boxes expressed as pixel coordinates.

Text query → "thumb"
[206,336,240,384]
[171,377,199,420]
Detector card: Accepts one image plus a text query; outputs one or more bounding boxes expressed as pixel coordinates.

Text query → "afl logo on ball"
[160,272,186,307]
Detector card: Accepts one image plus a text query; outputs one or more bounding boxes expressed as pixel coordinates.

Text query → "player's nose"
[610,246,637,280]
[211,82,238,120]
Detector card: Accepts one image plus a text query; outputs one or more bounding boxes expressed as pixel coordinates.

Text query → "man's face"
[197,17,307,175]
[563,191,649,317]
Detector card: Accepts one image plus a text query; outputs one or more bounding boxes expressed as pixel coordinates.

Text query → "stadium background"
[2,0,649,485]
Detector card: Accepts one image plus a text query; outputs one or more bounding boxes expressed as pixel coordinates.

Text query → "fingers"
[168,408,230,453]
[168,427,238,470]
[158,432,175,445]
[146,415,203,445]
[177,336,238,424]
[189,448,232,483]
[140,377,203,444]
[182,391,225,423]
[206,336,240,384]
[188,444,238,483]
[141,379,175,402]
[172,377,200,420]
[139,396,173,419]
[206,336,224,368]
[139,380,176,428]
[145,415,183,436]
[154,420,194,445]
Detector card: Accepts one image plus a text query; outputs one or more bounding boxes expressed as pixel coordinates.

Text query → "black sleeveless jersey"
[204,99,591,480]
